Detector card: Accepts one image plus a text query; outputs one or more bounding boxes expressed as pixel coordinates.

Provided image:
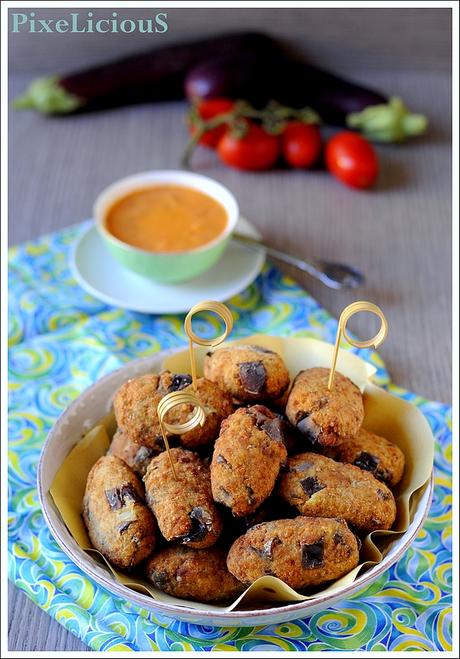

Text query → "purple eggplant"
[14,32,283,115]
[185,54,428,142]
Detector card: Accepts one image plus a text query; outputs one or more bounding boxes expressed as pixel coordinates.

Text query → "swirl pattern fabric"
[8,224,452,651]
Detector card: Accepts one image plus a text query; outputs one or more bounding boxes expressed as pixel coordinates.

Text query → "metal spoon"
[232,233,365,290]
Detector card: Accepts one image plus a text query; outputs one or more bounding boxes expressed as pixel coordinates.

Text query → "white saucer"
[71,217,265,314]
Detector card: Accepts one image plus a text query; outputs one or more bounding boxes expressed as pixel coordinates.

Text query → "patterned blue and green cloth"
[8,224,452,651]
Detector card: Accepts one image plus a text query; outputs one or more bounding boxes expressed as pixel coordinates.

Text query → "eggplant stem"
[13,76,82,114]
[12,95,36,110]
[346,96,428,142]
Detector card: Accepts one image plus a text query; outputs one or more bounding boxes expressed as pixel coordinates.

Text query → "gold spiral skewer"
[184,300,234,390]
[328,301,388,390]
[157,390,206,480]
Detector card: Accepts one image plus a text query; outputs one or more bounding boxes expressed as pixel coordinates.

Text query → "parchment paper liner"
[49,335,434,612]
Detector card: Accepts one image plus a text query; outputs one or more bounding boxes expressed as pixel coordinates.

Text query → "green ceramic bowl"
[94,170,239,283]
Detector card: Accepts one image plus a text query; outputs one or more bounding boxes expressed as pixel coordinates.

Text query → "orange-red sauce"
[105,185,228,252]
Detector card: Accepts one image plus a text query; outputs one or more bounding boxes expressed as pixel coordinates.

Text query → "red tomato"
[217,123,280,171]
[281,122,322,168]
[191,98,235,148]
[325,132,379,189]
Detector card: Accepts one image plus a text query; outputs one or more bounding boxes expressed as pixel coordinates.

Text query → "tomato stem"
[182,101,320,168]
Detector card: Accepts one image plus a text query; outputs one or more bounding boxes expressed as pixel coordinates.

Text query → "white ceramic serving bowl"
[94,170,239,283]
[37,349,433,628]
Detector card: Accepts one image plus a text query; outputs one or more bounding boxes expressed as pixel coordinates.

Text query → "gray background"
[8,7,452,652]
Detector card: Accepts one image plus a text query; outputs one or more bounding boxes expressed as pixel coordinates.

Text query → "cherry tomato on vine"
[325,131,379,189]
[281,122,322,168]
[217,122,280,171]
[190,98,235,148]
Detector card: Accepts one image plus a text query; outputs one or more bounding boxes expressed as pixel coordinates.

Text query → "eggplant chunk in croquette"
[227,517,359,589]
[204,344,290,403]
[285,368,364,447]
[145,545,244,602]
[211,405,287,517]
[324,427,405,487]
[279,452,396,532]
[113,370,233,450]
[144,448,223,548]
[83,456,156,569]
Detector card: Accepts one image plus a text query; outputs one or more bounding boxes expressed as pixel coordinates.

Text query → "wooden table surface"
[7,14,451,652]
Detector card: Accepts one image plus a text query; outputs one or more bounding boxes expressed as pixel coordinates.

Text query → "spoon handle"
[233,233,322,276]
[231,233,363,290]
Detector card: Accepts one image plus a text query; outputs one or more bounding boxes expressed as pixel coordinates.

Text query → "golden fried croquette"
[324,427,405,487]
[204,344,290,403]
[113,371,232,450]
[108,429,159,477]
[211,405,287,517]
[144,448,222,548]
[145,545,244,602]
[227,517,359,589]
[83,455,156,569]
[279,452,396,532]
[158,371,233,449]
[285,368,364,447]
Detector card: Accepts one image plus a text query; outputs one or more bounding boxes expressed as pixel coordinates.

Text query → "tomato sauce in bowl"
[105,185,228,253]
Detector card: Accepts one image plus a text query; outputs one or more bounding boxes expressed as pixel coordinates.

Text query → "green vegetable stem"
[347,97,428,143]
[183,100,320,167]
